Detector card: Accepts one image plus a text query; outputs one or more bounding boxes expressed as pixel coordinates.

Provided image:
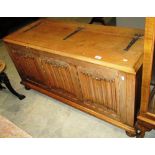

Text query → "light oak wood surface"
[4,19,144,74]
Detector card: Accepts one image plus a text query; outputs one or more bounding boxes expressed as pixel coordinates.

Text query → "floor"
[0,115,31,138]
[0,19,155,138]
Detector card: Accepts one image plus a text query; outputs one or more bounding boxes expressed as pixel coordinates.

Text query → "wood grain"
[3,19,144,74]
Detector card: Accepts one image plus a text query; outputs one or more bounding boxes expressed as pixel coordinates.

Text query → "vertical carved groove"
[79,71,118,114]
[98,79,103,104]
[84,75,89,100]
[101,79,106,106]
[89,76,95,103]
[87,75,91,101]
[47,64,54,87]
[80,74,88,99]
[104,79,108,109]
[55,66,61,89]
[27,59,37,78]
[62,68,69,92]
[107,81,112,110]
[48,65,57,88]
[93,78,97,103]
[111,81,115,112]
[111,81,114,111]
[96,79,101,104]
[67,68,76,94]
[113,82,117,112]
[40,58,79,99]
[54,66,60,88]
[49,65,56,87]
[58,67,64,89]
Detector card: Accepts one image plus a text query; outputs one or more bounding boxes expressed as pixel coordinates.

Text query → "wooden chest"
[3,19,144,136]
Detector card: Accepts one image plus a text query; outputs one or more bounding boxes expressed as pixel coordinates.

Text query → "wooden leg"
[0,72,25,100]
[136,129,145,138]
[20,81,31,90]
[135,121,152,138]
[125,131,136,137]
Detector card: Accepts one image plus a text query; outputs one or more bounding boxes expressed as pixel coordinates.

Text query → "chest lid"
[3,19,144,74]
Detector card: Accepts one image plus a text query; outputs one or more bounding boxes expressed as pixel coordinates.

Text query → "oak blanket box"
[3,19,144,136]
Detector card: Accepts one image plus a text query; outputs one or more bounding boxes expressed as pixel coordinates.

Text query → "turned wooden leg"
[135,122,152,138]
[125,131,136,137]
[136,129,145,138]
[0,72,25,100]
[135,122,145,138]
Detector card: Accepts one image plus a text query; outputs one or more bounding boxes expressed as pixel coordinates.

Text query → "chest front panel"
[77,64,121,121]
[5,42,136,127]
[39,56,82,101]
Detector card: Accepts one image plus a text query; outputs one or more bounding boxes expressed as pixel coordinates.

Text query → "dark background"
[0,17,39,39]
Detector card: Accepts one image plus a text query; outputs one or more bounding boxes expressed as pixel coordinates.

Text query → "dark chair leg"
[0,83,6,90]
[89,17,105,25]
[0,72,25,100]
[89,18,96,24]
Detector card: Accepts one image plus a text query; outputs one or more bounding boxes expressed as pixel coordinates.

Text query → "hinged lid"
[3,19,144,74]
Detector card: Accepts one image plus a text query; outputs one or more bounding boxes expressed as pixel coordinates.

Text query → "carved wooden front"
[77,66,120,120]
[40,57,82,101]
[8,45,45,86]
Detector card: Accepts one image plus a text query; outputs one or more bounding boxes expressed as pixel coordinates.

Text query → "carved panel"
[40,57,82,101]
[9,47,45,86]
[77,66,120,120]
